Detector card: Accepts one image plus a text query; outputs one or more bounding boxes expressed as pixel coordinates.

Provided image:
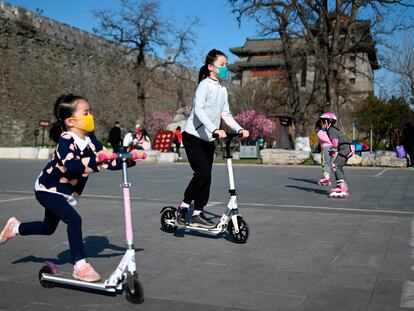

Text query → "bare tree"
[382,32,414,106]
[229,1,301,118]
[93,0,198,122]
[230,80,288,115]
[298,0,413,106]
[229,0,414,133]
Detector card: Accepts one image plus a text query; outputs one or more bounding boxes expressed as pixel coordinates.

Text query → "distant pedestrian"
[122,130,135,152]
[134,129,151,151]
[403,121,414,167]
[173,126,183,159]
[134,124,142,139]
[257,136,265,150]
[108,121,122,153]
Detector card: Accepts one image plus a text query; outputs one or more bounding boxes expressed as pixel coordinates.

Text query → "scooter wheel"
[227,216,249,244]
[125,277,144,304]
[160,207,177,233]
[38,265,56,288]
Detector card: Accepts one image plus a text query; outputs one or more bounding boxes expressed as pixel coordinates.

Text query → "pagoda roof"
[229,19,378,69]
[230,29,378,70]
[230,38,306,56]
[230,56,285,70]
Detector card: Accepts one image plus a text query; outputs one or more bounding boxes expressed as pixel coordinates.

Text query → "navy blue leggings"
[19,191,85,263]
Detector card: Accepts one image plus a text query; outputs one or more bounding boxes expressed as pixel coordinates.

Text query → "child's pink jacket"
[317,129,333,148]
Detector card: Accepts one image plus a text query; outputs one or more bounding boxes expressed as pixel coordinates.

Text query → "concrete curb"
[0,147,179,163]
[0,147,53,160]
[0,148,409,167]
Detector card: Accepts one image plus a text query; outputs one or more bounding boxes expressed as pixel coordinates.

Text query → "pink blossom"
[235,110,275,140]
[145,111,173,135]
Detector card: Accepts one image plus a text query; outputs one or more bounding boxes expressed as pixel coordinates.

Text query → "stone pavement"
[0,159,413,310]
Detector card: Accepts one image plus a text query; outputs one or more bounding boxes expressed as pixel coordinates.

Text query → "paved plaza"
[0,159,413,310]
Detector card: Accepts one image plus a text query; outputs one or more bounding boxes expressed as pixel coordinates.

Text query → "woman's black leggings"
[182,132,215,211]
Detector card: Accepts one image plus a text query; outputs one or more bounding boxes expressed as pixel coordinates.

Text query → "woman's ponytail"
[198,64,209,84]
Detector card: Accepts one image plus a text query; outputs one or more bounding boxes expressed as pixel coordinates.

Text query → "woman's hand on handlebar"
[213,129,227,139]
[239,129,249,139]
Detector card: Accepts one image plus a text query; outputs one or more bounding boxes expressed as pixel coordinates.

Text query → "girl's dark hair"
[138,129,150,142]
[315,120,321,131]
[49,94,86,143]
[198,49,227,84]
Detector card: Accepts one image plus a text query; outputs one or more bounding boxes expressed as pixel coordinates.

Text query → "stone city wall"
[0,2,196,146]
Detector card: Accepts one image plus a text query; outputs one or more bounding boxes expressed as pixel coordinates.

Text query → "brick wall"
[0,2,196,146]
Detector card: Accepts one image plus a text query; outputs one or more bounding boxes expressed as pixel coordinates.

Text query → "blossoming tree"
[235,110,275,140]
[145,111,173,135]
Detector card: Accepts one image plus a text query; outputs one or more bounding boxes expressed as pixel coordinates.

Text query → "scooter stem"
[223,134,238,193]
[226,158,236,192]
[122,159,134,246]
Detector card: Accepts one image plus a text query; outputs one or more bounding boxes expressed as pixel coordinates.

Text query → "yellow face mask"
[68,114,95,132]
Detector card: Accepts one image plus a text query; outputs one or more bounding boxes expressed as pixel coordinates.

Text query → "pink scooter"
[38,151,146,304]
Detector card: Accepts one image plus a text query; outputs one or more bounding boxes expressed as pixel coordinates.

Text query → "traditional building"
[229,20,379,100]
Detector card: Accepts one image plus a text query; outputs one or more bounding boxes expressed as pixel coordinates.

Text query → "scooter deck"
[174,221,222,233]
[41,273,121,292]
[41,261,121,292]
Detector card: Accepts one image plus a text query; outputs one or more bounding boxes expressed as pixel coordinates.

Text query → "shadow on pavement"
[12,235,143,265]
[285,184,328,195]
[288,177,319,185]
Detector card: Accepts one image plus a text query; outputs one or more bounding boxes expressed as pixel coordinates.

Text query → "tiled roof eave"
[232,61,285,68]
[230,48,285,56]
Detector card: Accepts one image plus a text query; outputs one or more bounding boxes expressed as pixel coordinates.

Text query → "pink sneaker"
[72,262,101,282]
[0,217,20,244]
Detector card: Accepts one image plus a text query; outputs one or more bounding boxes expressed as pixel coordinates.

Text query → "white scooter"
[38,151,145,304]
[160,132,249,243]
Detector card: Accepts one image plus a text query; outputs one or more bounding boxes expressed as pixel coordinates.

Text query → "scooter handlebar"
[212,132,243,139]
[98,150,147,162]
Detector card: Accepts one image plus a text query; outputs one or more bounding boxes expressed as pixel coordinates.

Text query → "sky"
[3,0,414,98]
[4,0,260,65]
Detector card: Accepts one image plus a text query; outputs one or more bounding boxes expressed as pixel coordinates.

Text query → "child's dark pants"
[19,191,85,263]
[333,154,348,182]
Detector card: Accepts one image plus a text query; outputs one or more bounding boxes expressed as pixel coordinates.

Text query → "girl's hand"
[240,129,249,139]
[214,130,227,138]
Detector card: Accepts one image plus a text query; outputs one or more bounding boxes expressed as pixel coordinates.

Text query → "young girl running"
[177,49,249,228]
[319,112,353,198]
[0,94,144,282]
[316,120,334,186]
